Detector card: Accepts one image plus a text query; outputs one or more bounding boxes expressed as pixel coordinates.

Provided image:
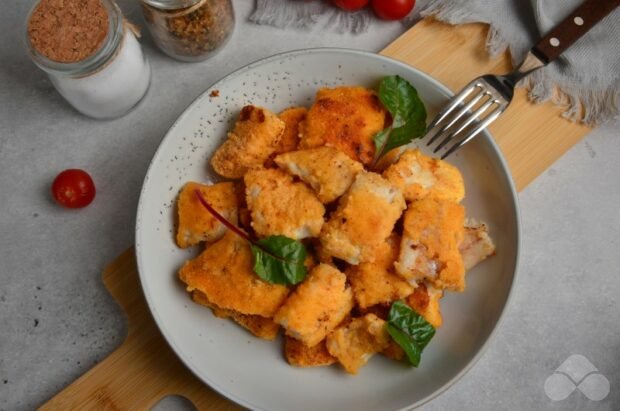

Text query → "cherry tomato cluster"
[332,0,415,20]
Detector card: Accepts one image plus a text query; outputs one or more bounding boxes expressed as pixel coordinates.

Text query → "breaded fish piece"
[299,86,387,165]
[356,303,390,320]
[306,238,334,265]
[283,337,336,367]
[320,172,406,265]
[325,314,391,374]
[179,231,290,317]
[461,219,496,271]
[275,147,364,204]
[346,235,414,309]
[383,149,465,203]
[394,198,465,291]
[276,107,307,155]
[192,290,280,340]
[211,105,285,179]
[382,340,405,361]
[176,181,239,249]
[244,168,325,239]
[406,282,443,328]
[274,264,354,347]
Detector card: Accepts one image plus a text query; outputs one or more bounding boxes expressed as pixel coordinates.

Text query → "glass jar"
[140,0,234,62]
[25,0,151,119]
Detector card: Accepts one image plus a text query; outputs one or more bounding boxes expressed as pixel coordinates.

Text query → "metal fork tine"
[433,93,495,153]
[430,91,490,149]
[432,97,497,153]
[440,107,503,159]
[440,91,488,133]
[425,83,481,145]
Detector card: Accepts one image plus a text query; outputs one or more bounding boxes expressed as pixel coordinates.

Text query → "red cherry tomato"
[51,169,96,209]
[371,0,415,20]
[332,0,369,11]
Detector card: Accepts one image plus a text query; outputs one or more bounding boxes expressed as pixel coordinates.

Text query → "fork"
[426,0,620,159]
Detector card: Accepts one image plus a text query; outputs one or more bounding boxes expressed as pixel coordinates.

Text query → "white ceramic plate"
[136,48,520,411]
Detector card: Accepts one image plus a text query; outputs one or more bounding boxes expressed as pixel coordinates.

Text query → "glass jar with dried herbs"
[140,0,234,62]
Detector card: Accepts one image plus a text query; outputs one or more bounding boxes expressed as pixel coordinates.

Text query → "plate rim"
[135,47,522,411]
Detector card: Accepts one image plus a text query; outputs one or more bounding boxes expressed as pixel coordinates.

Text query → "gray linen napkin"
[249,0,376,34]
[250,0,619,125]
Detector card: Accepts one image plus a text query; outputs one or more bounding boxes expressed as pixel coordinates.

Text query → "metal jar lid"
[141,0,201,10]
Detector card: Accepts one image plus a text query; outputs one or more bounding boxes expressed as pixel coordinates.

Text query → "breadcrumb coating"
[176,181,238,248]
[275,146,364,203]
[383,149,465,203]
[346,235,414,309]
[283,336,336,367]
[244,168,325,239]
[320,171,406,264]
[326,314,391,374]
[406,282,443,328]
[192,290,280,340]
[276,107,307,155]
[299,86,387,165]
[211,105,285,178]
[394,198,465,291]
[274,264,354,347]
[179,231,290,317]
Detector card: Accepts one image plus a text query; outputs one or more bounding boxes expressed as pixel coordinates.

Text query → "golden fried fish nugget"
[244,168,324,239]
[395,198,465,291]
[283,337,336,367]
[275,147,364,204]
[276,107,307,155]
[274,264,354,347]
[179,231,290,317]
[326,314,391,374]
[346,235,414,309]
[299,86,386,165]
[320,171,406,265]
[211,105,285,179]
[176,181,238,249]
[383,149,465,203]
[192,290,280,340]
[406,282,443,328]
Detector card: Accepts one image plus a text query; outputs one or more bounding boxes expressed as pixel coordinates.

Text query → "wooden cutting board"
[39,19,591,411]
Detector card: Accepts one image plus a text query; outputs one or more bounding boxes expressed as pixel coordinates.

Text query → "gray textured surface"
[0,1,618,410]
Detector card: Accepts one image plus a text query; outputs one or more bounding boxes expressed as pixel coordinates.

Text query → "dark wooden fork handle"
[532,0,620,65]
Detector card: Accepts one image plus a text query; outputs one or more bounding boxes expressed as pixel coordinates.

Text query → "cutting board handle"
[38,248,239,411]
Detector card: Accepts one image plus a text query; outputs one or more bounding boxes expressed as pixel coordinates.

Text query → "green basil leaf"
[374,75,428,163]
[372,127,393,155]
[251,235,308,285]
[379,75,419,127]
[386,300,436,367]
[380,120,427,156]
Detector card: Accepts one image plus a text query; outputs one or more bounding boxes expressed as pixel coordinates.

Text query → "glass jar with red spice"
[140,0,235,62]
